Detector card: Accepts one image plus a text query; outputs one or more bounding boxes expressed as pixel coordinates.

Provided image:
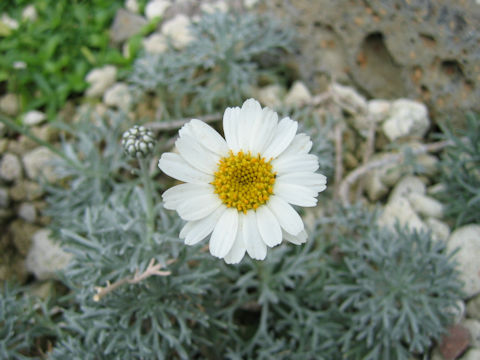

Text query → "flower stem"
[139,157,155,245]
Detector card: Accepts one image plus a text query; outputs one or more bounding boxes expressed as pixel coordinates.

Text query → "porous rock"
[0,93,19,116]
[389,175,426,202]
[426,217,450,242]
[264,0,480,123]
[447,225,480,298]
[378,196,428,232]
[459,348,480,360]
[255,85,285,108]
[462,319,480,348]
[145,0,171,19]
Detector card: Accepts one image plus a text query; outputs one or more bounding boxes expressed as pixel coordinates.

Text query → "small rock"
[329,82,368,114]
[408,193,444,218]
[0,93,20,116]
[244,0,259,8]
[0,187,9,208]
[0,153,22,181]
[125,0,139,13]
[284,81,313,106]
[23,147,59,182]
[143,32,168,53]
[446,299,466,325]
[110,9,147,44]
[256,84,285,108]
[462,319,480,347]
[426,217,451,242]
[382,99,430,142]
[365,171,389,201]
[428,183,448,196]
[439,324,470,360]
[9,219,40,256]
[389,176,426,202]
[18,202,36,223]
[145,0,171,19]
[162,14,193,49]
[459,348,480,360]
[26,229,72,280]
[200,1,228,13]
[9,180,43,201]
[367,99,391,123]
[378,196,428,232]
[416,153,439,177]
[85,65,117,98]
[23,110,46,126]
[21,5,37,21]
[447,225,480,298]
[467,294,480,321]
[103,83,132,111]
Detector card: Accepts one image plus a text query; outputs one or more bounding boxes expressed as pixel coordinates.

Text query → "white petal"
[256,205,282,247]
[175,134,220,174]
[249,107,279,154]
[272,153,319,175]
[177,193,222,221]
[189,119,229,156]
[243,211,267,260]
[223,106,241,152]
[162,183,213,210]
[224,215,246,264]
[281,133,312,156]
[159,152,213,184]
[283,229,308,245]
[178,121,194,138]
[238,99,262,151]
[181,206,226,245]
[267,195,304,236]
[277,172,327,193]
[262,117,298,160]
[209,208,238,258]
[274,183,318,207]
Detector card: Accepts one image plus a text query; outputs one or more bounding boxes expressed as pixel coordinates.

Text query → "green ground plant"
[0,0,126,118]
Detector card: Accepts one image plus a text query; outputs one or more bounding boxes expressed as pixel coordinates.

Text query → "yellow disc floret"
[212,150,276,213]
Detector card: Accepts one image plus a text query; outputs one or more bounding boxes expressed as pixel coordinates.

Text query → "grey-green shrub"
[437,112,480,227]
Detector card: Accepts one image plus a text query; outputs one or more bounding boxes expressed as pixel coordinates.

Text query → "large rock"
[407,193,444,219]
[110,9,147,44]
[447,225,480,298]
[26,229,71,280]
[264,0,480,123]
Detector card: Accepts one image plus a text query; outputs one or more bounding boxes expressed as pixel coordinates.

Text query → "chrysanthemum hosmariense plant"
[158,98,327,263]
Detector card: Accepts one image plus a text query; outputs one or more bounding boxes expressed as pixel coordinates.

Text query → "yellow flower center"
[212,150,276,213]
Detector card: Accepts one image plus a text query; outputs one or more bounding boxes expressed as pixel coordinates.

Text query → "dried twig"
[93,258,172,302]
[338,139,453,206]
[144,113,222,131]
[333,122,344,199]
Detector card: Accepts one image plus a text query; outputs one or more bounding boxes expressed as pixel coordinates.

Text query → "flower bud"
[121,125,155,158]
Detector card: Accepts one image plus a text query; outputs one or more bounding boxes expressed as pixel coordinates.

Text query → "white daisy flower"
[158,98,327,264]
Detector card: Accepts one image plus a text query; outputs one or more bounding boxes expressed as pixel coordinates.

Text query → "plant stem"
[0,114,84,172]
[139,157,155,245]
